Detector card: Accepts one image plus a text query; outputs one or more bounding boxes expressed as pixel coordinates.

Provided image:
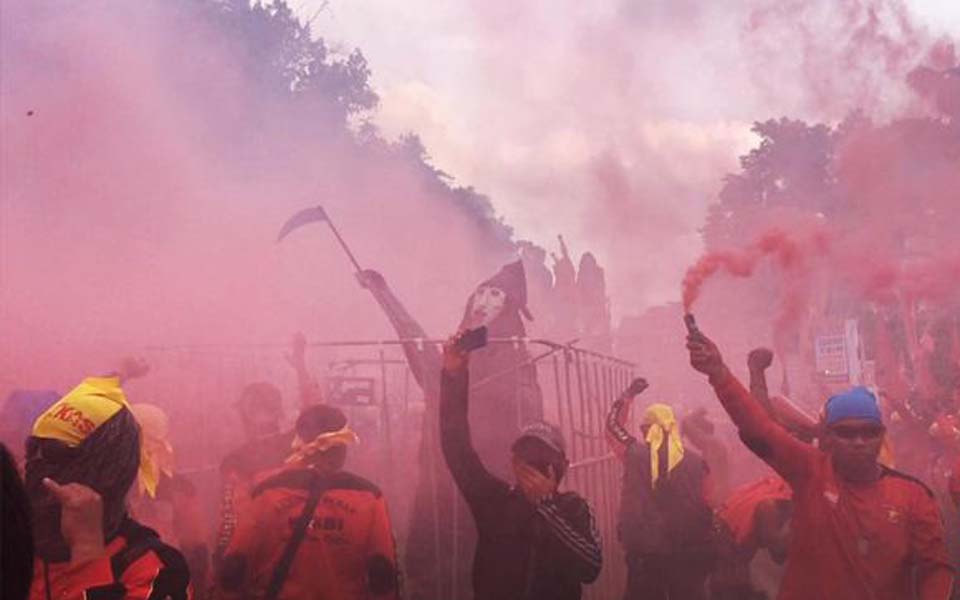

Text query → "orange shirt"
[218,468,399,600]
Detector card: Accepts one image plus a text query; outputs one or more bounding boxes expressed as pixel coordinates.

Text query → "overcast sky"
[296,0,960,311]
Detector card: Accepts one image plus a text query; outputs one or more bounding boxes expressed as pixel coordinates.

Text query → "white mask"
[468,285,507,327]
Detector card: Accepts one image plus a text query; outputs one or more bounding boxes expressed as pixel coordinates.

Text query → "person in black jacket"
[1,443,33,600]
[439,332,602,600]
[605,378,714,600]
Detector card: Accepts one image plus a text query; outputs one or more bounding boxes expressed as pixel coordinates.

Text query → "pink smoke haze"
[0,2,515,398]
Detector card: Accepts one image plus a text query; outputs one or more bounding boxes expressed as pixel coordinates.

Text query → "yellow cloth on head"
[286,426,360,465]
[33,377,129,445]
[131,403,175,499]
[643,403,684,486]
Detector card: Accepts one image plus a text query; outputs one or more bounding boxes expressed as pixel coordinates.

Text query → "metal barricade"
[538,345,634,600]
[141,338,634,599]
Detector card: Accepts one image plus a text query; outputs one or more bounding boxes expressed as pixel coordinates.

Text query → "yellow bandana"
[33,377,129,445]
[286,426,359,466]
[32,377,162,498]
[131,403,175,499]
[643,403,684,486]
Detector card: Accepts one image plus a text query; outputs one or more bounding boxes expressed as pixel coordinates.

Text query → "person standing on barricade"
[439,329,601,600]
[355,260,544,599]
[605,377,714,599]
[216,403,400,600]
[687,323,954,600]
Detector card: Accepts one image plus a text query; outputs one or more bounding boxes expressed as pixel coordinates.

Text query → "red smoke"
[681,228,828,312]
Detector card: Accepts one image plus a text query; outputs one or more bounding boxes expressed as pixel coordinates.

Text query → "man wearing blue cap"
[687,328,953,600]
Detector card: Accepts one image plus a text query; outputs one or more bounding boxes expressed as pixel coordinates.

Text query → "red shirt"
[710,369,954,600]
[949,457,960,508]
[717,475,792,546]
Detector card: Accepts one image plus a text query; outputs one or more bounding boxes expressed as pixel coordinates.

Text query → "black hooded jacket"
[439,368,602,600]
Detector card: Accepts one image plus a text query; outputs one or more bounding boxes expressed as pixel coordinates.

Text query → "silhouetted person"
[25,366,190,600]
[2,443,33,600]
[218,404,399,599]
[606,378,714,599]
[440,332,601,600]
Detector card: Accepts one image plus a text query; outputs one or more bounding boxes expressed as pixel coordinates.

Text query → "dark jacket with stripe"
[440,368,602,600]
[606,393,714,557]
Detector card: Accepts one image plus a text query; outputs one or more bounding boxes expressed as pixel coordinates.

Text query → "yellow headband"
[286,426,359,466]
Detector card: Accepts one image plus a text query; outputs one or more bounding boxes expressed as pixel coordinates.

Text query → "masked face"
[468,285,507,328]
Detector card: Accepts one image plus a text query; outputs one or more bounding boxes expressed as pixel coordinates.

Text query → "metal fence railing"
[538,345,634,600]
[141,338,634,599]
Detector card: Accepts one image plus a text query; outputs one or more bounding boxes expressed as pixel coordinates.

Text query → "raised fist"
[748,348,774,372]
[626,378,649,397]
[117,356,150,382]
[285,332,308,368]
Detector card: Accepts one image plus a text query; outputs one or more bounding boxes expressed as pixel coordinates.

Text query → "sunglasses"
[829,425,885,440]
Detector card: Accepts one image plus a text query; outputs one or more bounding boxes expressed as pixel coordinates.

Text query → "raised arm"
[357,269,442,402]
[748,348,774,413]
[605,378,648,457]
[748,348,817,442]
[439,338,506,507]
[286,333,324,409]
[687,331,816,484]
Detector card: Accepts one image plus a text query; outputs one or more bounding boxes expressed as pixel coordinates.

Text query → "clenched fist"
[748,348,774,372]
[626,377,649,397]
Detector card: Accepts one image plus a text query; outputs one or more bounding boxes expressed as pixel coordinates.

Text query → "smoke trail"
[681,228,828,312]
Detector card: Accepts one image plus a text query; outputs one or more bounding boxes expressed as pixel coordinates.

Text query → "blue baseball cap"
[824,387,883,426]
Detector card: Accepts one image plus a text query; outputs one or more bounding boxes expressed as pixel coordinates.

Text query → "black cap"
[512,421,566,457]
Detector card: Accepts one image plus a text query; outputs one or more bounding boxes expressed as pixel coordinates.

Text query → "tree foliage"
[175,0,514,250]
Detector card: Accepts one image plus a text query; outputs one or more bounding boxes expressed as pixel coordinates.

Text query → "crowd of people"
[2,316,958,600]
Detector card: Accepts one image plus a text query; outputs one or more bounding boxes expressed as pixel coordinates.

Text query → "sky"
[295,0,960,316]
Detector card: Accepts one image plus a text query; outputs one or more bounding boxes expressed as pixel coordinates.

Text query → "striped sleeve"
[605,393,636,457]
[537,496,602,583]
